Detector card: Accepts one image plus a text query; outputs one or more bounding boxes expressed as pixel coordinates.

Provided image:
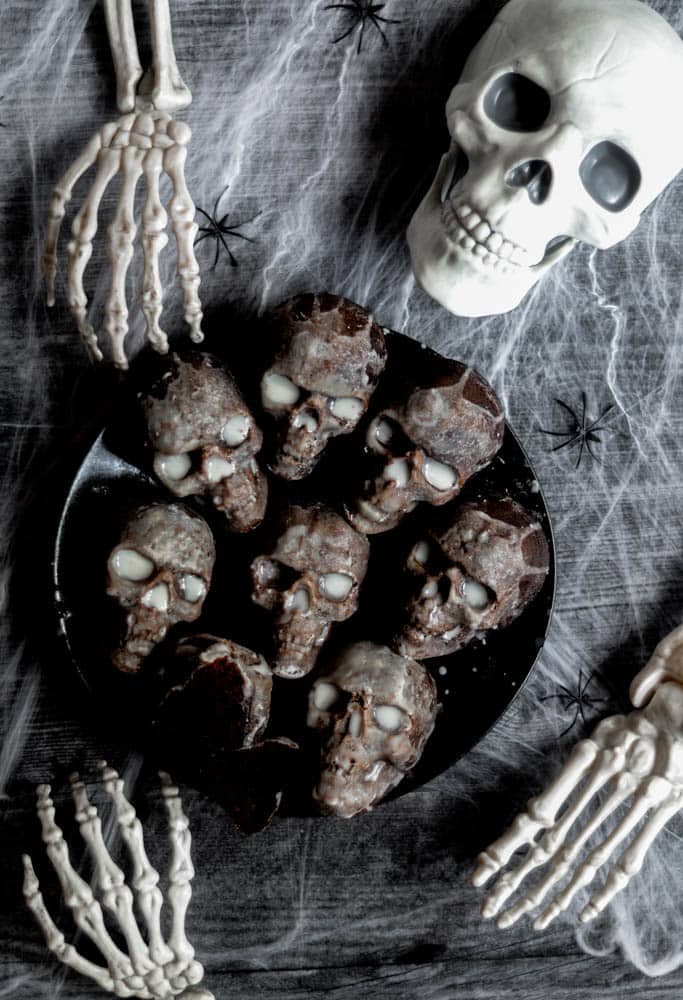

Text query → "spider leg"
[357,19,366,53]
[550,432,581,453]
[574,434,585,468]
[223,226,257,245]
[558,705,580,738]
[195,206,214,225]
[140,144,170,356]
[218,232,238,267]
[555,398,580,425]
[193,229,215,247]
[332,23,360,45]
[583,436,600,462]
[213,235,221,269]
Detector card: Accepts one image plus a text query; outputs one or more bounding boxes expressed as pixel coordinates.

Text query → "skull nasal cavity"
[505,160,552,205]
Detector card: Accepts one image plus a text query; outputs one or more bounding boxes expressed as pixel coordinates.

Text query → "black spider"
[539,392,614,468]
[194,188,260,269]
[325,0,401,54]
[541,670,608,737]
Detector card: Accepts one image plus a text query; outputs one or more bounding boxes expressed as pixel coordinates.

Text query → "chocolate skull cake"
[251,504,370,679]
[260,293,388,480]
[71,293,552,823]
[346,359,505,534]
[106,503,215,673]
[143,351,268,533]
[307,641,438,817]
[395,497,550,660]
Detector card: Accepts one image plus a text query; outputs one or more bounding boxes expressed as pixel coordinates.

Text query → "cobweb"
[1,0,683,986]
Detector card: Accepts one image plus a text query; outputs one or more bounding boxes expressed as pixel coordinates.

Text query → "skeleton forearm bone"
[44,0,202,368]
[472,627,683,931]
[22,763,214,999]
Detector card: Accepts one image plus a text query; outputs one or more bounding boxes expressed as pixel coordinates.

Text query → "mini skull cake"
[307,641,438,817]
[143,352,268,532]
[106,503,215,673]
[158,634,272,751]
[251,504,370,679]
[395,497,549,660]
[346,359,504,534]
[260,292,388,479]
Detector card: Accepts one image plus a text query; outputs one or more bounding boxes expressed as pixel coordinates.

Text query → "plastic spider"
[539,392,614,468]
[194,188,260,269]
[325,1,401,54]
[541,670,608,736]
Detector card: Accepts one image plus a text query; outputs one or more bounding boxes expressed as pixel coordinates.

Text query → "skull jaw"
[272,619,332,679]
[407,162,575,318]
[314,755,405,818]
[395,620,477,660]
[210,461,268,533]
[271,429,330,481]
[112,610,170,674]
[347,475,456,535]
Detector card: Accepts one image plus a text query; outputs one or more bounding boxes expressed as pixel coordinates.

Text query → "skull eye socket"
[154,453,192,482]
[257,558,300,592]
[329,396,364,423]
[221,415,250,447]
[579,141,641,212]
[313,681,344,712]
[461,576,492,610]
[261,372,301,408]
[177,573,206,603]
[422,457,457,492]
[111,548,155,582]
[373,704,406,732]
[483,73,550,133]
[369,416,414,456]
[319,572,354,602]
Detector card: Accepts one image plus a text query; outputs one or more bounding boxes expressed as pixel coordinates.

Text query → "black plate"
[54,332,555,811]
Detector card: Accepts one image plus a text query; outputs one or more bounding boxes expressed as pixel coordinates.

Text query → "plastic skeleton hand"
[43,0,203,369]
[472,672,683,930]
[22,763,214,999]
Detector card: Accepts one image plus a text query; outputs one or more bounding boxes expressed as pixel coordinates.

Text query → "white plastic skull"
[407,0,683,317]
[144,352,267,533]
[307,641,438,817]
[251,505,370,679]
[106,504,215,673]
[260,293,387,480]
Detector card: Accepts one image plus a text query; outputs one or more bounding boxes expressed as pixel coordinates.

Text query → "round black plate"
[54,332,555,811]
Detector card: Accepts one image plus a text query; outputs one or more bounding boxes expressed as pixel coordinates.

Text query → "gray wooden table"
[2,0,683,995]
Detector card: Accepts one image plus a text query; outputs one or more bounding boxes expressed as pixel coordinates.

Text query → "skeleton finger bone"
[473,682,683,931]
[22,765,214,999]
[578,788,683,923]
[45,112,204,369]
[106,142,146,368]
[533,773,672,930]
[630,624,683,708]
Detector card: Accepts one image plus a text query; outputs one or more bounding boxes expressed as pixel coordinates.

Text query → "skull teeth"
[441,200,532,270]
